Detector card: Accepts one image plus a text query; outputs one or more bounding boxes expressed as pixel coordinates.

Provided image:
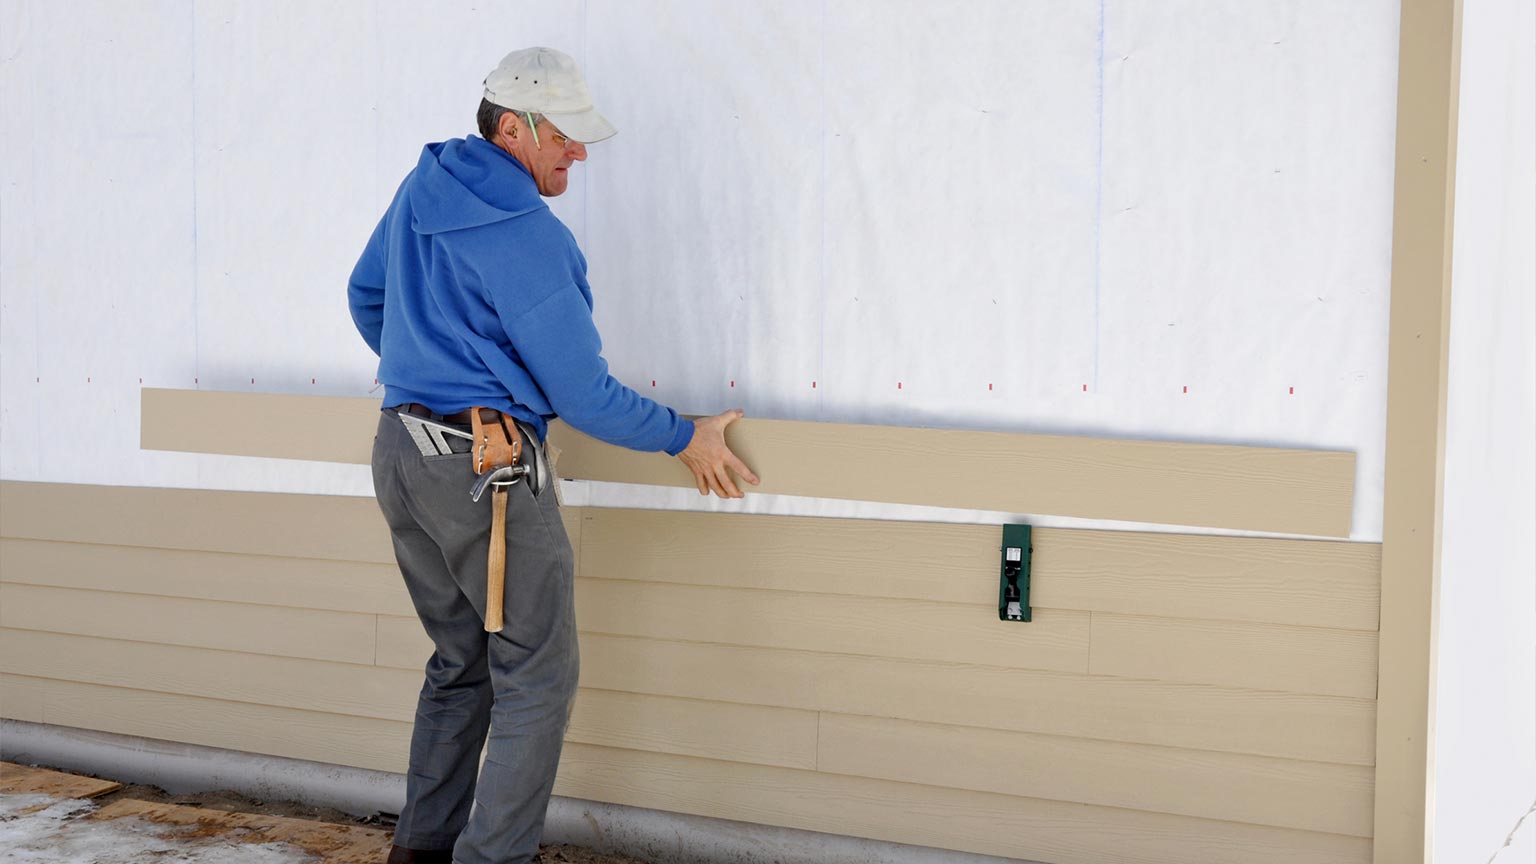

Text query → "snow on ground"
[0,794,317,863]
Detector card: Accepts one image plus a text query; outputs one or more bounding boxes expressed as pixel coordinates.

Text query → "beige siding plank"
[555,744,1371,864]
[1375,2,1463,857]
[1,483,1378,632]
[0,481,393,563]
[1036,530,1381,632]
[0,584,378,666]
[1,629,813,771]
[575,579,1090,674]
[375,614,434,670]
[1090,613,1380,699]
[393,614,1382,762]
[554,420,1355,536]
[1,628,418,722]
[579,509,995,604]
[6,620,1375,769]
[141,388,382,465]
[572,633,1375,765]
[0,482,577,572]
[39,675,813,777]
[816,713,1373,838]
[341,621,1376,765]
[569,689,818,770]
[0,673,48,723]
[579,509,1382,630]
[0,539,417,617]
[141,389,1355,536]
[40,677,410,774]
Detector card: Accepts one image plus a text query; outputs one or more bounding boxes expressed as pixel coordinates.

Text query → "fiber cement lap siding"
[139,388,1358,537]
[0,481,1379,863]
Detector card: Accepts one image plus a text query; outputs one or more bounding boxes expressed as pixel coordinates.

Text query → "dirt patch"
[92,781,651,863]
[97,783,361,826]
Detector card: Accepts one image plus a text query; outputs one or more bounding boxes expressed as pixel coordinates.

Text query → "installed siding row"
[0,481,1379,862]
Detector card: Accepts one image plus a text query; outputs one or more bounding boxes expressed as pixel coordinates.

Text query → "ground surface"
[0,763,650,864]
[97,783,652,863]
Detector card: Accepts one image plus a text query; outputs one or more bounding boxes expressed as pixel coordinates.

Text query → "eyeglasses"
[526,112,574,150]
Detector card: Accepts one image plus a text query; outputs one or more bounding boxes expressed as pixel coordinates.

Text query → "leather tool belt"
[470,407,523,481]
[393,403,544,498]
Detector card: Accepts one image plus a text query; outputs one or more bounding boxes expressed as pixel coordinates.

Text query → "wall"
[0,479,1381,863]
[0,1,1451,861]
[1433,0,1536,860]
[0,0,1402,540]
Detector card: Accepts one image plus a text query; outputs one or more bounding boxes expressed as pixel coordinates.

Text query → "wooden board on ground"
[88,798,392,863]
[0,761,122,799]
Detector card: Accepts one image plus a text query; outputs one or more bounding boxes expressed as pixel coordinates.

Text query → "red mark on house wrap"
[1183,385,1188,393]
[897,381,903,390]
[1289,386,1295,395]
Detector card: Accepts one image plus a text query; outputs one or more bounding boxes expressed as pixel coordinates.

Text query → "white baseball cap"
[483,47,617,144]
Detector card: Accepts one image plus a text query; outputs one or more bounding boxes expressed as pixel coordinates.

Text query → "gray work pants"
[370,407,579,864]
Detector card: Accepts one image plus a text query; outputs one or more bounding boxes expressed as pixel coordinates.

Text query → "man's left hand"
[677,409,760,498]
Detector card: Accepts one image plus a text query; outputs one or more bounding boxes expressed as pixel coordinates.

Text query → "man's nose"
[568,141,588,161]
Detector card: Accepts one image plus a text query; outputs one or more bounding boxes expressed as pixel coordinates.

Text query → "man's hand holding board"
[678,409,760,498]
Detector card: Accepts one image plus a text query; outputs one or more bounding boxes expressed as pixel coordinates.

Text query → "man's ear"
[497,110,520,143]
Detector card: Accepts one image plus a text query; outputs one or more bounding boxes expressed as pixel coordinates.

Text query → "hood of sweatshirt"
[407,136,547,235]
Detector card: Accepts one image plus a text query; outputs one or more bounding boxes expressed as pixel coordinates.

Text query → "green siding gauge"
[999,524,1033,622]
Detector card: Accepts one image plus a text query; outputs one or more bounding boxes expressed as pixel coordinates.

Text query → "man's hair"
[477,98,543,142]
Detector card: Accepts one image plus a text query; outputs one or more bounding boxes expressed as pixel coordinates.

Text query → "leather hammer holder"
[471,408,523,476]
[471,408,522,633]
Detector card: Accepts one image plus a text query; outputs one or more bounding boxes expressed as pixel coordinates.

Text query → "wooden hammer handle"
[485,487,508,632]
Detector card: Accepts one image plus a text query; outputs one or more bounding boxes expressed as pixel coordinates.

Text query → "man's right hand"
[677,409,760,498]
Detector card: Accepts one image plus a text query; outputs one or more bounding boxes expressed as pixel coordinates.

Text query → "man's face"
[525,120,587,197]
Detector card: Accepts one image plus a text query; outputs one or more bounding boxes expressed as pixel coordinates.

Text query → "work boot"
[386,844,454,864]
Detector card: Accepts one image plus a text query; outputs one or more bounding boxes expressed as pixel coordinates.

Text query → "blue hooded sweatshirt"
[348,136,694,455]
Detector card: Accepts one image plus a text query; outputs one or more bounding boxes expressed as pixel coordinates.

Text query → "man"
[348,47,757,864]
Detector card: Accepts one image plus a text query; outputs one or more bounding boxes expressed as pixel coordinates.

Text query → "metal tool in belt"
[396,408,536,633]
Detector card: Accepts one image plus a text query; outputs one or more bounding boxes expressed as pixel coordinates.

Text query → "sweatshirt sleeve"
[497,283,695,455]
[347,214,389,357]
